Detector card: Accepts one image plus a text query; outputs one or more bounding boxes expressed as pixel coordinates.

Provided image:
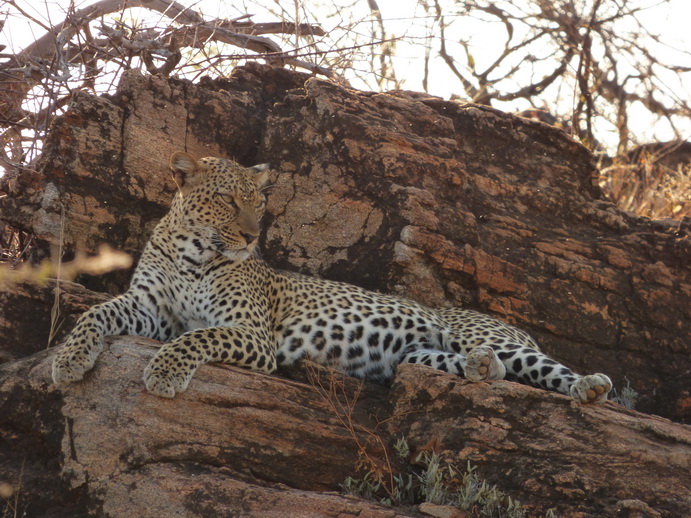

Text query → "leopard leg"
[496,344,612,403]
[399,346,506,382]
[143,324,277,398]
[52,294,160,384]
[439,308,612,403]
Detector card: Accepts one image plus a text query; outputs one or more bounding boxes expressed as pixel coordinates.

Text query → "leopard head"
[168,151,270,261]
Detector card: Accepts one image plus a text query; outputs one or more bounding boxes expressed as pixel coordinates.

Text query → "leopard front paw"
[570,373,612,404]
[143,358,195,398]
[52,336,103,385]
[52,350,88,384]
[465,345,506,382]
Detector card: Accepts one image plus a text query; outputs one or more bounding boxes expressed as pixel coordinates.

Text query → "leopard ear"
[249,163,270,189]
[170,152,203,195]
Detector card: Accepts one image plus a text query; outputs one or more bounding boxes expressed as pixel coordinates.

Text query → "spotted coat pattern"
[52,152,612,403]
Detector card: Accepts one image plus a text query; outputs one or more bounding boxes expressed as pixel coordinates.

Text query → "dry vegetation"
[304,362,547,517]
[599,141,691,219]
[0,223,32,265]
[0,0,689,268]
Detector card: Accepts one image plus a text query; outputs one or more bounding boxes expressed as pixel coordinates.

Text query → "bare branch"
[0,0,331,130]
[431,0,482,102]
[492,52,574,103]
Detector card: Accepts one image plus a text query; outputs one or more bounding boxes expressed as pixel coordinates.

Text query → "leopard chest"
[169,258,269,331]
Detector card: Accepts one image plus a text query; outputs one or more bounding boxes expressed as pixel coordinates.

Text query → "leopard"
[52,151,613,404]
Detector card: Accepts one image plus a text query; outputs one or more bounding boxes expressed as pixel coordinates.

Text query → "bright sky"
[1,0,690,151]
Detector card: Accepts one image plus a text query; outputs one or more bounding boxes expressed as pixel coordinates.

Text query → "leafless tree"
[408,0,691,156]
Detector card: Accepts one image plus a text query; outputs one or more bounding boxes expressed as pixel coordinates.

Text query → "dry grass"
[0,457,23,518]
[303,362,399,500]
[0,223,34,266]
[600,152,691,221]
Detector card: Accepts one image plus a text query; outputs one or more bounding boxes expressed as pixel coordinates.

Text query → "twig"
[47,207,65,348]
[304,362,396,500]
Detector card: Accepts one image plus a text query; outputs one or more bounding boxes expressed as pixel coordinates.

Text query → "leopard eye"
[217,193,238,210]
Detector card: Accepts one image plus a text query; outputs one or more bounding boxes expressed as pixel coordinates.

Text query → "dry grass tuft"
[0,223,34,266]
[600,145,691,220]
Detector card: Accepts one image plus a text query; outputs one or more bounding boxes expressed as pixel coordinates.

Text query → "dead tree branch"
[418,0,691,153]
[0,0,330,131]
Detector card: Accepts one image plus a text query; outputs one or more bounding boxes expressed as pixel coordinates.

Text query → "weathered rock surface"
[0,280,109,364]
[389,365,691,517]
[1,340,689,517]
[0,337,414,517]
[1,64,688,421]
[1,63,690,516]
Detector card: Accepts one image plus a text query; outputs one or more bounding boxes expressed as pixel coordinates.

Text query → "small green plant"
[610,377,639,410]
[417,452,529,517]
[342,437,556,517]
[452,463,526,517]
[342,472,382,501]
[342,468,417,507]
[416,450,449,505]
[390,473,416,506]
[392,436,410,461]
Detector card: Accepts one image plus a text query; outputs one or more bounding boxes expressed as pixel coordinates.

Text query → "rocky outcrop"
[259,78,690,422]
[1,339,689,517]
[0,337,412,518]
[0,279,109,363]
[1,63,690,516]
[1,63,688,420]
[389,364,691,516]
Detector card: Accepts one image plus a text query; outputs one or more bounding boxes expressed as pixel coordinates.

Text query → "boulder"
[1,63,690,516]
[2,63,687,420]
[1,340,689,516]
